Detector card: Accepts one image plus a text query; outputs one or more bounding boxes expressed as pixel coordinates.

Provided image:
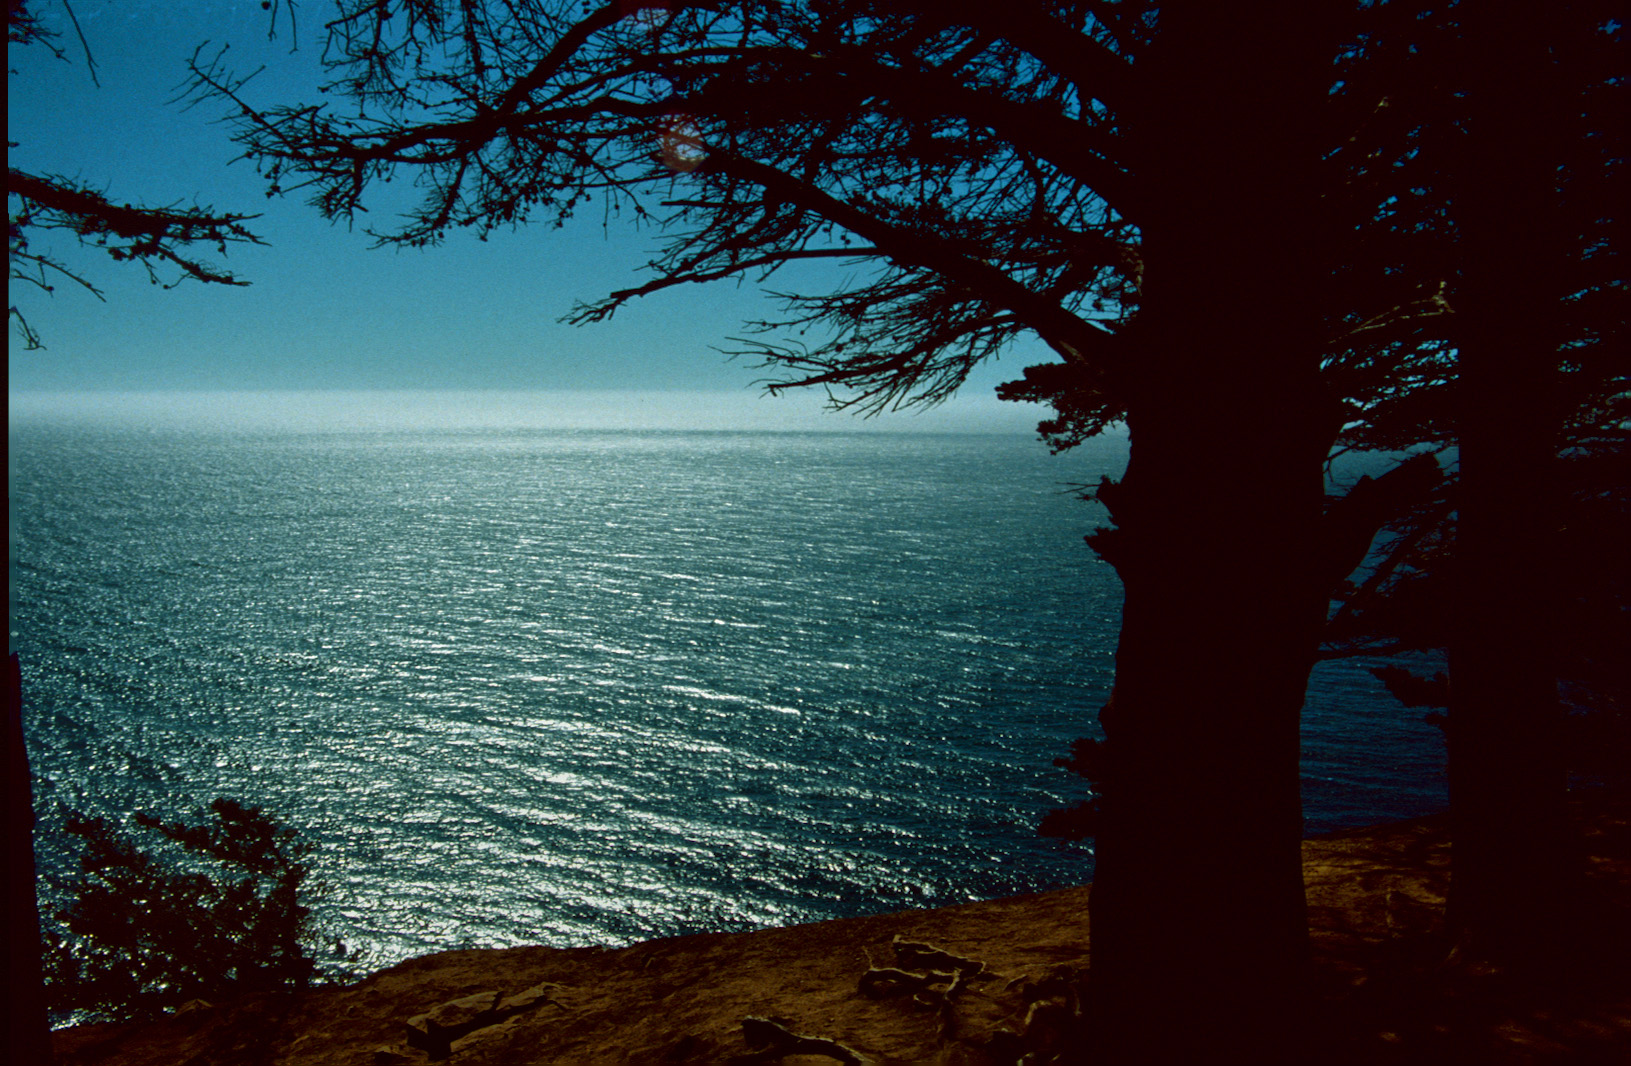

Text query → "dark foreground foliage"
[42,798,324,1024]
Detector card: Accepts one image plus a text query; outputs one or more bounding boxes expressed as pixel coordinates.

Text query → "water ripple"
[9,426,1446,971]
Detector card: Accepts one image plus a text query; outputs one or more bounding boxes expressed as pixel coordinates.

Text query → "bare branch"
[8,167,264,345]
[183,2,1151,415]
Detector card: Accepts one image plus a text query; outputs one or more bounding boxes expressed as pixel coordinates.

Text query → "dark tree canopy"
[1316,1,1627,705]
[41,799,321,1024]
[188,1,1622,437]
[1313,0,1626,968]
[191,1,1158,416]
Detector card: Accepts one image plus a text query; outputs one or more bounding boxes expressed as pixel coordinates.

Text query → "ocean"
[7,416,1447,972]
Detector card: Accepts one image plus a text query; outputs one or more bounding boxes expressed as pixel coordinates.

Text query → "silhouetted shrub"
[42,798,325,1023]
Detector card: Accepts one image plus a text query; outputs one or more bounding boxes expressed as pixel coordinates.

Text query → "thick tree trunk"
[1086,411,1329,1062]
[1081,6,1341,1061]
[1447,3,1579,966]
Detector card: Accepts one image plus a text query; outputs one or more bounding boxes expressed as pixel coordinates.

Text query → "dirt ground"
[51,794,1631,1065]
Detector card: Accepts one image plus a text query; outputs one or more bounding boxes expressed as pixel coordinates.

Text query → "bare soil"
[50,794,1631,1065]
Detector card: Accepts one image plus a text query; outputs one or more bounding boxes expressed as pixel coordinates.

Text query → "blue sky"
[7,1,1057,432]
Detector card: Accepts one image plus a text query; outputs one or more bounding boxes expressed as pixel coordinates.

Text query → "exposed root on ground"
[730,1015,872,1065]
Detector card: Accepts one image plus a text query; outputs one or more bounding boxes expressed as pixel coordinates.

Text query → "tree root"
[401,983,565,1061]
[857,966,958,1000]
[890,935,987,978]
[856,937,995,1041]
[989,965,1086,1065]
[730,1015,873,1065]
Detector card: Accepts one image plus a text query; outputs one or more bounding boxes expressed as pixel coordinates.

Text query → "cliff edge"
[50,796,1630,1064]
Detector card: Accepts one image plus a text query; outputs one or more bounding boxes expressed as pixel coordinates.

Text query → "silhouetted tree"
[185,1,1621,1057]
[6,0,264,349]
[1327,441,1631,764]
[1307,0,1627,969]
[1041,0,1626,983]
[41,798,321,1024]
[1444,0,1589,967]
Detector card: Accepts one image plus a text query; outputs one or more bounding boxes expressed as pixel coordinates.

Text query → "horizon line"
[8,387,1086,436]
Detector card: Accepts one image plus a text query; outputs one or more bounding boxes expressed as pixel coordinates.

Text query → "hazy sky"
[7,1,1058,432]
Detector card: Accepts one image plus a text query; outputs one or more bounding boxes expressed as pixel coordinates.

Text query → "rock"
[405,991,503,1060]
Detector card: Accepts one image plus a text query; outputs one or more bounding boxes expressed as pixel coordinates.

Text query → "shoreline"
[51,795,1629,1064]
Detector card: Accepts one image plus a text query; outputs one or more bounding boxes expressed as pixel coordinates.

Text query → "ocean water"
[8,419,1446,971]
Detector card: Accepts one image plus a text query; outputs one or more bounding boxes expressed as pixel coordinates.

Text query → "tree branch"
[704,148,1122,379]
